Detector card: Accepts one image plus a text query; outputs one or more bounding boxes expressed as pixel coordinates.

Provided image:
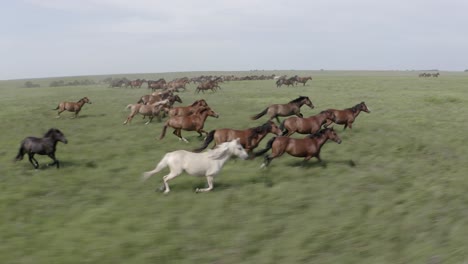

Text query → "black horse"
[15,128,68,169]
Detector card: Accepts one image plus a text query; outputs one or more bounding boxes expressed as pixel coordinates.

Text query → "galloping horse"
[324,102,370,130]
[296,76,312,86]
[142,139,249,193]
[123,100,169,125]
[280,110,336,137]
[251,96,314,123]
[54,97,92,118]
[193,121,282,155]
[130,79,146,88]
[159,106,219,142]
[168,99,209,117]
[196,80,221,93]
[15,128,68,169]
[254,128,341,168]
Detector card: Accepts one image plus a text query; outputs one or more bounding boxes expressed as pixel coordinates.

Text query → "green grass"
[1,70,468,263]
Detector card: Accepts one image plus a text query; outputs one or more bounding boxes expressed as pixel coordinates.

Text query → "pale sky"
[1,0,467,80]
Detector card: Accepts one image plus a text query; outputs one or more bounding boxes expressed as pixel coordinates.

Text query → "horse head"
[266,121,283,136]
[323,127,341,144]
[45,128,68,144]
[360,102,371,113]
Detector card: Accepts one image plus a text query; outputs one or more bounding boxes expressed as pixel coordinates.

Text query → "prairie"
[1,70,467,263]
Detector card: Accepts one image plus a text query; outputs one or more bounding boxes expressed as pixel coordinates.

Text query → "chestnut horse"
[54,97,92,118]
[251,96,314,123]
[193,121,283,155]
[168,99,209,117]
[324,102,370,130]
[280,110,336,137]
[123,100,169,125]
[254,128,342,168]
[159,106,219,142]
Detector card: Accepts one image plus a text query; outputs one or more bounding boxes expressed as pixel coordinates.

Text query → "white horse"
[142,138,249,193]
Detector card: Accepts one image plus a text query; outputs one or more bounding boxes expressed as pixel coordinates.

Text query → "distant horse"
[168,99,209,117]
[142,138,249,193]
[130,79,146,88]
[159,106,219,142]
[296,76,312,86]
[123,99,169,125]
[280,110,336,137]
[196,80,221,93]
[324,102,370,130]
[15,128,68,169]
[147,79,166,91]
[54,97,92,118]
[254,127,341,168]
[251,96,314,123]
[194,121,282,155]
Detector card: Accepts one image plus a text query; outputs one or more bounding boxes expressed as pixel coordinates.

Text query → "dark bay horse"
[15,128,68,169]
[168,99,209,117]
[254,128,341,168]
[159,107,219,142]
[193,121,282,155]
[251,96,314,123]
[324,102,370,130]
[280,110,336,137]
[296,76,312,86]
[54,97,92,118]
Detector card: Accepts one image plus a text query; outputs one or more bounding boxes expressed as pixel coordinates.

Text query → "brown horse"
[159,106,219,142]
[123,100,169,125]
[254,127,342,167]
[54,97,92,118]
[324,102,370,130]
[193,121,283,155]
[296,76,312,86]
[196,80,221,93]
[168,99,209,117]
[280,110,336,137]
[251,96,314,123]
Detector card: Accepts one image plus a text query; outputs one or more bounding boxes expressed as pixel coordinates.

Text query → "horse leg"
[260,149,284,168]
[47,153,60,168]
[56,110,64,118]
[196,175,214,193]
[28,153,39,169]
[145,116,153,125]
[275,116,281,124]
[161,169,183,194]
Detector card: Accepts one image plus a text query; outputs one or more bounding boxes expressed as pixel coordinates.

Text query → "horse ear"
[235,138,241,143]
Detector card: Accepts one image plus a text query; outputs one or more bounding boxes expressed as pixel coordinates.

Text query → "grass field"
[1,70,468,263]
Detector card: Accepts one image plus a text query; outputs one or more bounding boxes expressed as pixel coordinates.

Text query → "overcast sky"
[1,0,467,80]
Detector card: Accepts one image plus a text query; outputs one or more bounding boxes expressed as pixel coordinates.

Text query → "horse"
[254,127,341,168]
[130,79,146,88]
[142,138,249,193]
[123,99,169,125]
[159,106,219,142]
[251,96,314,123]
[296,76,312,86]
[15,128,68,169]
[54,97,92,118]
[280,110,336,137]
[196,80,221,93]
[193,121,283,156]
[324,102,370,130]
[168,99,209,117]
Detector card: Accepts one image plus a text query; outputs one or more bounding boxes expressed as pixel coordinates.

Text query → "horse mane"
[306,128,330,139]
[207,142,230,160]
[289,96,308,103]
[350,102,364,113]
[44,128,61,137]
[190,100,202,106]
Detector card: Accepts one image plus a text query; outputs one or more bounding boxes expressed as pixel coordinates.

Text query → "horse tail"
[142,155,169,181]
[15,144,25,161]
[159,123,169,139]
[137,98,144,104]
[254,137,276,157]
[251,108,268,120]
[126,104,133,110]
[53,104,59,110]
[193,130,215,152]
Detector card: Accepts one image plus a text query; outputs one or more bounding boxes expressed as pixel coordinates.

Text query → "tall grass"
[1,71,468,263]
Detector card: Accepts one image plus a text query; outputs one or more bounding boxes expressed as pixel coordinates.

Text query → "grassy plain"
[1,70,468,263]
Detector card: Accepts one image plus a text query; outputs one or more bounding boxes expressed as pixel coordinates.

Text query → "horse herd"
[14,83,370,193]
